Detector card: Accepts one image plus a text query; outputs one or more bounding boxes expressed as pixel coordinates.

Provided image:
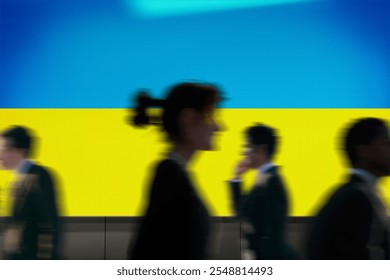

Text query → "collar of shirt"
[350,168,378,189]
[257,162,275,178]
[15,159,33,176]
[167,152,187,170]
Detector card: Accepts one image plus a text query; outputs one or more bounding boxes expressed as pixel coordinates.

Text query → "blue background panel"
[1,0,389,108]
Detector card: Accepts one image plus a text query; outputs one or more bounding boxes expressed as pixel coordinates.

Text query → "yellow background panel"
[0,109,389,216]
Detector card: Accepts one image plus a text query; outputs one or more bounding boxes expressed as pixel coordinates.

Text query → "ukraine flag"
[1,0,389,216]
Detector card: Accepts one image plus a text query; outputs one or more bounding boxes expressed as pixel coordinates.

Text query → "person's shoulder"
[27,163,58,188]
[150,159,188,200]
[155,158,183,174]
[338,184,371,208]
[320,180,372,215]
[332,177,369,200]
[266,167,286,189]
[151,159,188,189]
[28,163,52,177]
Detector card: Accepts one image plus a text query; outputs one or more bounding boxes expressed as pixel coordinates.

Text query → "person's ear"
[258,144,269,159]
[179,108,198,127]
[257,144,267,153]
[355,144,370,161]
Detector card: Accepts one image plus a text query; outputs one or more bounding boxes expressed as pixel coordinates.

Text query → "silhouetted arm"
[266,176,288,259]
[330,191,373,259]
[228,180,245,216]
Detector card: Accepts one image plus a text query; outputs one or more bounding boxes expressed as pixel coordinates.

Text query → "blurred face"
[362,129,390,177]
[181,107,220,151]
[0,137,25,170]
[242,138,267,169]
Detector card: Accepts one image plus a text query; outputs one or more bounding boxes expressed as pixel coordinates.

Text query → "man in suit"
[307,118,390,259]
[228,124,294,259]
[0,126,60,259]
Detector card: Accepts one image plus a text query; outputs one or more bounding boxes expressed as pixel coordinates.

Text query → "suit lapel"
[12,170,38,216]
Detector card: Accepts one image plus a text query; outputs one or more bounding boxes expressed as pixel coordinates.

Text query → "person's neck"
[172,143,195,167]
[14,158,28,173]
[253,158,270,170]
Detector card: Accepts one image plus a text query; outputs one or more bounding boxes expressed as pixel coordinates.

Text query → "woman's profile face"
[180,106,220,151]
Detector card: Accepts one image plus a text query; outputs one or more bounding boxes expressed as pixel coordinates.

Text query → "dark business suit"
[229,166,294,259]
[129,158,210,260]
[3,163,60,259]
[307,174,390,259]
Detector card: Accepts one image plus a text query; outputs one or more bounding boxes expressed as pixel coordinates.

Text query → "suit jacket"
[229,166,294,259]
[3,163,60,259]
[129,158,210,260]
[307,174,390,259]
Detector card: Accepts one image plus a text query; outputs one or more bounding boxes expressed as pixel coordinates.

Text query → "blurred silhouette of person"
[307,118,390,259]
[0,126,61,259]
[127,82,221,259]
[228,124,295,259]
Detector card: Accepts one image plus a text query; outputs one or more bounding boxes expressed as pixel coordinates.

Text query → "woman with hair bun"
[128,82,222,260]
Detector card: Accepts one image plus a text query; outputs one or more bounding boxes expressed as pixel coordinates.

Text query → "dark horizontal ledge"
[0,216,315,224]
[0,216,314,223]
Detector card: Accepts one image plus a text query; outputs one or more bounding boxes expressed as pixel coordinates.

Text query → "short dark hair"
[162,83,220,140]
[1,126,33,157]
[344,117,388,166]
[246,124,278,159]
[132,82,221,141]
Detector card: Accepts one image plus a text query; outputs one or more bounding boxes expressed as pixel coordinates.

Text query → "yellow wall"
[0,109,389,216]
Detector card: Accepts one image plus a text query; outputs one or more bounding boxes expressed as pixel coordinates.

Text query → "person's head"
[132,82,221,151]
[243,124,278,169]
[344,117,390,177]
[0,126,33,170]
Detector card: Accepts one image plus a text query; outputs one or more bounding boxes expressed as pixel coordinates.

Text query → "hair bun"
[131,91,164,127]
[136,91,152,107]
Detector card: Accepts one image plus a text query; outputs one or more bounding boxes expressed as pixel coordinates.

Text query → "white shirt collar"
[258,162,275,177]
[350,168,378,189]
[167,152,187,170]
[15,159,33,175]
